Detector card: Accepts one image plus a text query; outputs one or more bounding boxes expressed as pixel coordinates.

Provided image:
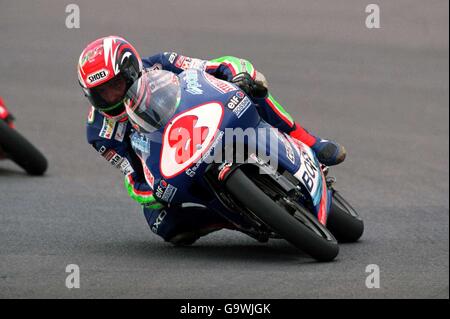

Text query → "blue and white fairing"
[128,69,331,225]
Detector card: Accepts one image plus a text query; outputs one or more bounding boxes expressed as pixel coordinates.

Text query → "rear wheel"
[0,120,48,175]
[326,190,364,242]
[225,168,339,262]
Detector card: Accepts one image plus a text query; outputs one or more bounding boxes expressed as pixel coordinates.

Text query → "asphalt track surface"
[0,1,448,299]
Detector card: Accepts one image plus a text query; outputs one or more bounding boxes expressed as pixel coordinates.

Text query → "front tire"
[225,168,339,262]
[0,120,48,176]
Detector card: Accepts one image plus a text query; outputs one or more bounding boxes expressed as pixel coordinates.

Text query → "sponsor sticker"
[81,45,103,67]
[149,72,176,93]
[184,70,203,95]
[114,122,127,142]
[277,132,296,164]
[181,57,193,69]
[103,149,122,165]
[155,180,177,203]
[175,56,206,70]
[168,52,178,64]
[233,96,251,118]
[294,146,320,201]
[190,59,207,70]
[100,149,135,175]
[227,91,251,118]
[86,69,109,85]
[204,73,236,94]
[227,91,245,110]
[119,158,134,175]
[175,55,186,68]
[109,153,123,167]
[87,106,95,124]
[131,134,150,154]
[99,117,116,139]
[98,145,107,155]
[151,210,167,233]
[143,165,155,189]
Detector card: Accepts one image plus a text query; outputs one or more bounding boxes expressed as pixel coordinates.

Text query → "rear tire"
[0,120,48,176]
[326,191,364,242]
[225,168,339,262]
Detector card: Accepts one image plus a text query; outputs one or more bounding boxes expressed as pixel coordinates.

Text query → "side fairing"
[131,69,261,206]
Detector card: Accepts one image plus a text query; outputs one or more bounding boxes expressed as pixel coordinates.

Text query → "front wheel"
[225,169,339,262]
[326,190,364,242]
[0,120,48,175]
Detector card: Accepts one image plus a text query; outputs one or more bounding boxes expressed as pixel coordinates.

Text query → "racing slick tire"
[0,120,48,176]
[225,168,339,262]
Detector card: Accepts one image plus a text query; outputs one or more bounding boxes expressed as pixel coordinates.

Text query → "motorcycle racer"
[0,96,14,160]
[0,96,15,129]
[78,35,346,245]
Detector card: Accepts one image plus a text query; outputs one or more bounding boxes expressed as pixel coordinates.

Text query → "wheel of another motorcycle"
[326,190,364,243]
[0,120,48,176]
[225,168,339,262]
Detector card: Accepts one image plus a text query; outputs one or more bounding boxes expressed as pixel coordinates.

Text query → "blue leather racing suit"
[86,53,310,244]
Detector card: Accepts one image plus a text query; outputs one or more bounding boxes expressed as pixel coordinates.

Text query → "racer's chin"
[101,102,128,121]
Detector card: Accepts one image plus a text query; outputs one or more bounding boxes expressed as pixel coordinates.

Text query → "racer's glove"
[231,72,268,99]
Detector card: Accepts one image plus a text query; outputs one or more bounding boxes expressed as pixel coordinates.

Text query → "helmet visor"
[87,73,128,112]
[124,70,180,133]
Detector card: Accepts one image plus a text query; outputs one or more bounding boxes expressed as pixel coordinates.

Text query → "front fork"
[205,157,313,239]
[204,149,339,242]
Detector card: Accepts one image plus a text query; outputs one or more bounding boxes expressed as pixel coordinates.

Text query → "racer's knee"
[143,207,173,240]
[142,205,232,246]
[168,226,224,246]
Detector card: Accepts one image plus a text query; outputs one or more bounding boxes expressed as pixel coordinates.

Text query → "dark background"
[0,0,448,298]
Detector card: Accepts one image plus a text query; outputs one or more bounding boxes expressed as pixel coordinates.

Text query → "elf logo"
[87,69,109,84]
[227,91,245,110]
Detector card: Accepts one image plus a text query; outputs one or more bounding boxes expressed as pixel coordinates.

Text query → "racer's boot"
[311,139,346,166]
[289,123,346,166]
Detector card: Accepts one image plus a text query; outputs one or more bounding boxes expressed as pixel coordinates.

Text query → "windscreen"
[124,70,181,133]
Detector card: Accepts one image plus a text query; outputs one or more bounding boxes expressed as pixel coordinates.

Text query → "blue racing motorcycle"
[124,69,363,262]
